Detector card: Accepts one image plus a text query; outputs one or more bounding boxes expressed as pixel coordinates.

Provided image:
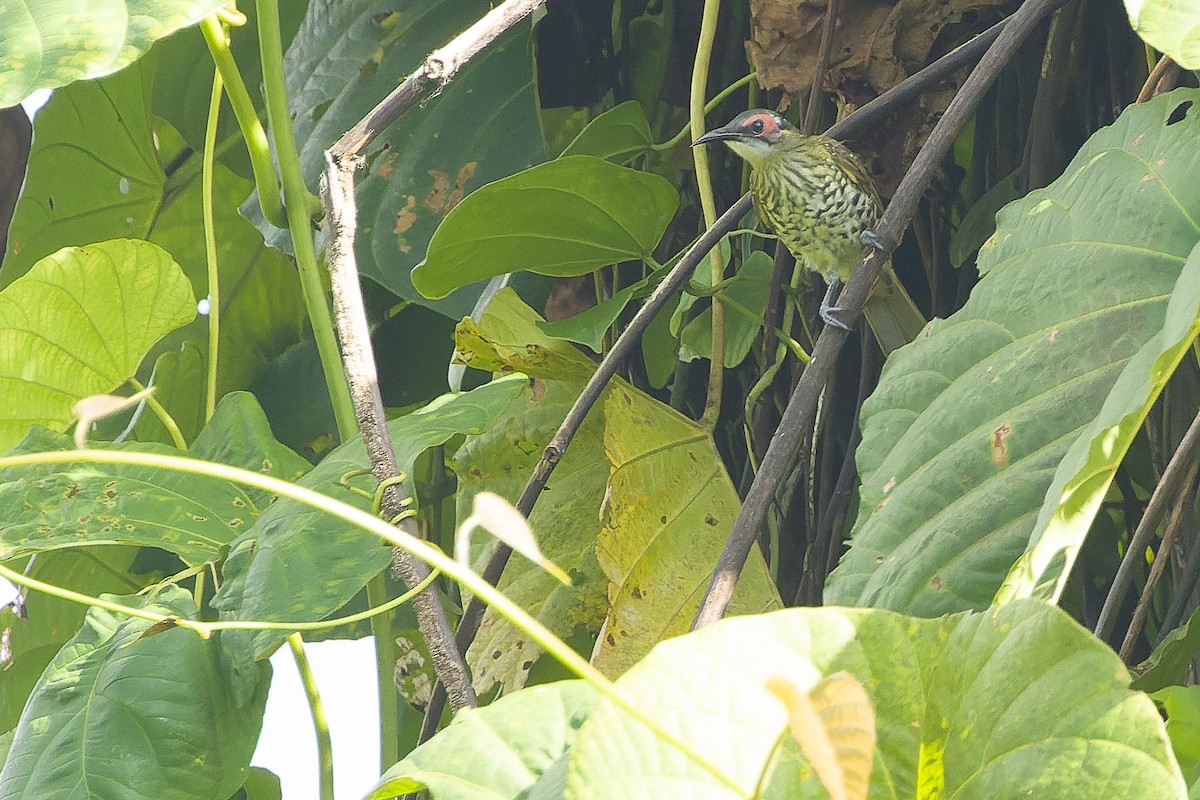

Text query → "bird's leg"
[819,275,851,331]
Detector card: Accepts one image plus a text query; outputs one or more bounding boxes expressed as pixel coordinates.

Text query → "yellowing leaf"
[766,671,875,800]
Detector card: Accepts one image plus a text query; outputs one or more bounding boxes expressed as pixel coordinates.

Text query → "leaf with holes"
[594,381,781,677]
[452,289,610,695]
[0,394,304,566]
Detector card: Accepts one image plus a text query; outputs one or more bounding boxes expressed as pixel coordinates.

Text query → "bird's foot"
[819,304,852,331]
[860,229,887,251]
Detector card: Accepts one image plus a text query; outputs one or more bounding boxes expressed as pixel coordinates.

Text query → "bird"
[693,109,925,354]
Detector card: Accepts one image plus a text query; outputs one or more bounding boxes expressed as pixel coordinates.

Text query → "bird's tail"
[862,263,927,356]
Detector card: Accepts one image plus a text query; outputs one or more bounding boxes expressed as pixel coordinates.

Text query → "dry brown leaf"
[745,1,1010,192]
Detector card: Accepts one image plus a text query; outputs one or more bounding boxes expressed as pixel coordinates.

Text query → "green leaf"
[135,340,207,445]
[569,600,1185,799]
[452,290,609,694]
[0,239,194,452]
[366,682,599,800]
[1,66,306,419]
[0,586,270,800]
[560,101,653,165]
[594,381,782,677]
[680,250,773,367]
[1133,606,1200,693]
[412,156,679,299]
[1154,687,1200,793]
[243,0,547,318]
[624,8,672,123]
[2,66,160,281]
[0,0,227,105]
[0,547,155,733]
[641,291,680,389]
[825,90,1200,615]
[211,374,529,657]
[998,236,1200,604]
[949,170,1020,267]
[0,427,264,566]
[537,282,640,351]
[1127,1,1200,69]
[189,392,312,508]
[146,151,308,397]
[241,767,284,800]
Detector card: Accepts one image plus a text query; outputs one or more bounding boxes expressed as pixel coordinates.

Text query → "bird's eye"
[749,119,765,135]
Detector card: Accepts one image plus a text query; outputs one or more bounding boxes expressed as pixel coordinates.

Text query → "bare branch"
[322,153,477,716]
[331,0,546,158]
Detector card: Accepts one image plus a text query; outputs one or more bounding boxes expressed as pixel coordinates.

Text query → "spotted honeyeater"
[693,109,925,353]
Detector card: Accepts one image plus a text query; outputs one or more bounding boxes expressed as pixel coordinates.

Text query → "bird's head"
[692,109,795,167]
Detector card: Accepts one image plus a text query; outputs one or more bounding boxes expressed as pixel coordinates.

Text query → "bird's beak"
[692,125,741,147]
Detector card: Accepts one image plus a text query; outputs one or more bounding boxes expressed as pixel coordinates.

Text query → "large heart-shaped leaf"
[570,600,1184,799]
[0,586,270,799]
[0,238,194,451]
[0,0,227,105]
[825,90,1200,615]
[594,381,781,676]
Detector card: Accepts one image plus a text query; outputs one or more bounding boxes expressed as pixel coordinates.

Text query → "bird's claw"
[860,229,886,251]
[819,305,852,331]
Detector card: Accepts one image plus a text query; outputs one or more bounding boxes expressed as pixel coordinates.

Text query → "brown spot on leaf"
[631,587,642,600]
[931,575,943,589]
[882,476,896,493]
[445,162,477,212]
[991,423,1012,469]
[394,195,417,234]
[425,169,450,212]
[705,514,718,526]
[375,153,398,180]
[530,379,546,401]
[424,163,478,215]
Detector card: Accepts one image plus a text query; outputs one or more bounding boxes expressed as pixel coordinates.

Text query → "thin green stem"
[289,634,335,800]
[0,448,744,795]
[203,63,222,422]
[654,72,757,152]
[129,378,187,449]
[0,557,438,636]
[256,0,356,442]
[691,0,725,427]
[369,573,400,769]
[200,14,286,228]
